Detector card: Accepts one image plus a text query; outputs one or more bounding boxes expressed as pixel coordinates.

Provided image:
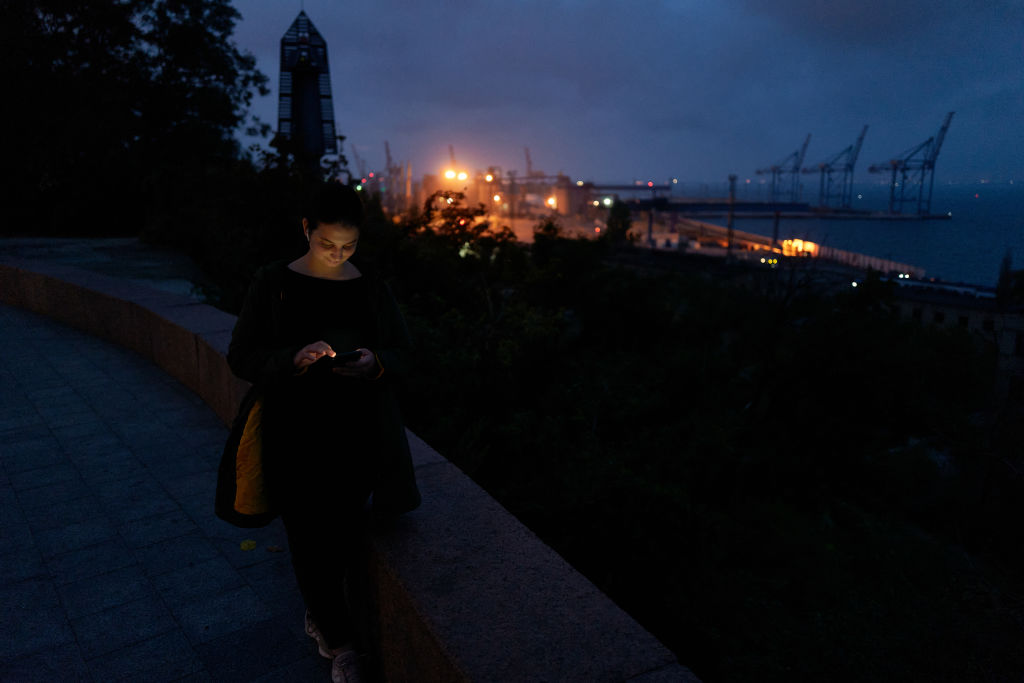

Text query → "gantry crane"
[802,125,868,209]
[756,134,811,204]
[868,112,954,215]
[384,141,408,213]
[349,143,367,181]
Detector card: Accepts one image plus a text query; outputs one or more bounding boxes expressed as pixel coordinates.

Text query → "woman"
[224,181,420,683]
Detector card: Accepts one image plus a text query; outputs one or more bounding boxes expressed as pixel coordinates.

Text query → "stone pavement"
[0,303,332,682]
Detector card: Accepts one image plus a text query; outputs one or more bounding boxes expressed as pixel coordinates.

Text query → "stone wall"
[0,259,698,682]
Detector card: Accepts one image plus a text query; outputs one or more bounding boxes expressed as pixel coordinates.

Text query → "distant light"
[851,282,858,288]
[444,170,456,179]
[974,193,980,198]
[857,194,863,199]
[760,257,766,264]
[602,197,613,206]
[355,184,363,191]
[361,178,367,184]
[457,171,468,181]
[368,172,374,178]
[493,194,502,203]
[592,200,600,207]
[485,174,494,182]
[595,227,601,233]
[672,178,678,184]
[546,196,557,208]
[647,181,654,188]
[576,180,584,187]
[947,211,953,217]
[745,179,751,184]
[445,197,454,204]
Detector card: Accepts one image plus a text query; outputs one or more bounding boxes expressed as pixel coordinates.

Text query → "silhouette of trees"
[3,0,267,234]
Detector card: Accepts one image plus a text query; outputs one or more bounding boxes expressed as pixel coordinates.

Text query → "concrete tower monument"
[277,11,337,168]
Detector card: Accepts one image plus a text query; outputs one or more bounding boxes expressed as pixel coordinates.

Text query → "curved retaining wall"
[0,259,698,682]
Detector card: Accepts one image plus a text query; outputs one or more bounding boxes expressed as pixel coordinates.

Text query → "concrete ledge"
[0,258,699,682]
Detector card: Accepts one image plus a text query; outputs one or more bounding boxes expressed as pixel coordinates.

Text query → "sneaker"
[304,610,332,659]
[331,649,365,683]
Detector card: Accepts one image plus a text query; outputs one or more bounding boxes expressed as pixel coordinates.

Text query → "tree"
[604,200,633,244]
[2,0,267,234]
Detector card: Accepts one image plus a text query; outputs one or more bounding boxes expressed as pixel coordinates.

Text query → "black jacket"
[215,259,421,527]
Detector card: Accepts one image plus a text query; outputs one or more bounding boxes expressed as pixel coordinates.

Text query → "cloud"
[232,0,1023,181]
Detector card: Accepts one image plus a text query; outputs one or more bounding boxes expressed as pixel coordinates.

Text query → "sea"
[721,182,1024,288]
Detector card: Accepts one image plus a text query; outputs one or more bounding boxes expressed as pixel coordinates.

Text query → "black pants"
[263,380,379,649]
[280,486,372,649]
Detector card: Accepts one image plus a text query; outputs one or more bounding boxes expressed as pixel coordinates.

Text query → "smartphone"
[321,350,362,368]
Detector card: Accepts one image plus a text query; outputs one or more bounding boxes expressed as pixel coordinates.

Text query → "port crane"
[756,134,811,204]
[802,125,868,209]
[383,141,408,213]
[868,112,954,215]
[349,143,367,180]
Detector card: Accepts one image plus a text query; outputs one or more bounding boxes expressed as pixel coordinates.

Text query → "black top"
[281,268,375,366]
[263,269,379,502]
[221,258,421,523]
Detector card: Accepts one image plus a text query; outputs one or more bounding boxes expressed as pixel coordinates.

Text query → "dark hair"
[304,182,364,232]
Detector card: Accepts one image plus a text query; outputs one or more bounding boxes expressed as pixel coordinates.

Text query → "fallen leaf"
[240,539,257,551]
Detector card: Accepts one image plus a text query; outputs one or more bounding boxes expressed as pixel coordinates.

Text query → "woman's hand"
[293,341,335,370]
[332,348,380,379]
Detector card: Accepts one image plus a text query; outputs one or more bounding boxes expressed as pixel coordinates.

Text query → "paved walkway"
[0,303,331,682]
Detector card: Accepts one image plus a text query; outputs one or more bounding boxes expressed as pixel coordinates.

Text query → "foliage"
[372,199,1022,682]
[604,199,634,243]
[2,0,267,235]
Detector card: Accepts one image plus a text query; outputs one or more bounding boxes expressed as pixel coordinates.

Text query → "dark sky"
[231,0,1023,186]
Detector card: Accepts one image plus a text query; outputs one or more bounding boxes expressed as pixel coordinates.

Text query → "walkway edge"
[0,258,699,682]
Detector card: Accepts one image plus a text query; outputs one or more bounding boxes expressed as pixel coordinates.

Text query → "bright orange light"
[485,174,494,182]
[781,239,819,257]
[546,197,557,208]
[493,194,502,203]
[444,170,456,179]
[457,171,468,181]
[595,227,601,233]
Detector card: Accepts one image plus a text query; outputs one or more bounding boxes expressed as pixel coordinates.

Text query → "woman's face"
[305,221,359,270]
